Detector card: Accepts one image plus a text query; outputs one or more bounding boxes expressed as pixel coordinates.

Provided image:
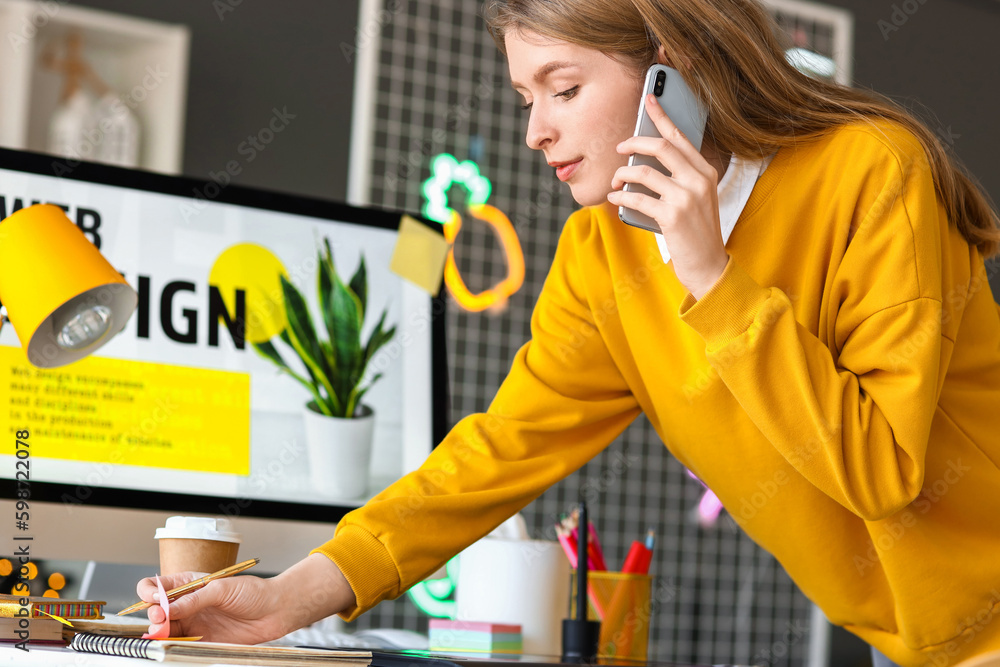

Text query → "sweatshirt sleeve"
[678,130,948,522]
[313,209,641,620]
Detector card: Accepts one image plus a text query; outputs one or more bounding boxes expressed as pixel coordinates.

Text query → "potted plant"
[253,238,396,498]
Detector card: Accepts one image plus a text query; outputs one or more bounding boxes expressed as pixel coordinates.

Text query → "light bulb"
[56,305,112,350]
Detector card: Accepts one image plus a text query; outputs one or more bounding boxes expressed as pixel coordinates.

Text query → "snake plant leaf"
[253,340,332,415]
[281,328,338,414]
[321,237,336,275]
[280,275,337,405]
[348,256,367,321]
[361,310,387,367]
[363,311,397,370]
[317,239,363,397]
[278,329,319,384]
[253,339,287,369]
[344,390,360,420]
[346,373,381,419]
[317,340,345,415]
[329,270,363,404]
[317,242,337,356]
[362,311,386,365]
[359,374,383,397]
[254,239,395,420]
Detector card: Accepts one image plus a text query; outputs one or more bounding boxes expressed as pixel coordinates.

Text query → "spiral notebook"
[70,632,372,665]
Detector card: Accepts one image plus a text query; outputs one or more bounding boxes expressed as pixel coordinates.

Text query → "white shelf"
[0,0,189,174]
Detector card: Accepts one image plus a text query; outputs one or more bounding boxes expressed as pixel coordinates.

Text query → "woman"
[139,1,1000,665]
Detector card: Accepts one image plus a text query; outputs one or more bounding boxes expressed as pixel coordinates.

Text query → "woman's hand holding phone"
[607,93,729,300]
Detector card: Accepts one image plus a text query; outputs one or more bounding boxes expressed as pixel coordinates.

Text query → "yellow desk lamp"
[0,204,137,368]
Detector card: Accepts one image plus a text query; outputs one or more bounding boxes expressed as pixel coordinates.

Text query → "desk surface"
[368,649,736,667]
[0,644,738,667]
[2,643,147,666]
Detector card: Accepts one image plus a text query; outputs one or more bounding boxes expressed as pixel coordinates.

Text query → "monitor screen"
[0,147,449,529]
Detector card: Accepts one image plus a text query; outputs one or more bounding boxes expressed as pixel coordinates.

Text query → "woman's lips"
[554,159,582,182]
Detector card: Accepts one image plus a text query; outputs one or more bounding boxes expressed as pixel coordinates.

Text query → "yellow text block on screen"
[1,346,250,475]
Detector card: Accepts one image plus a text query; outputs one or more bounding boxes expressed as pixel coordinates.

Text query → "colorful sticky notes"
[390,214,450,296]
[429,619,523,654]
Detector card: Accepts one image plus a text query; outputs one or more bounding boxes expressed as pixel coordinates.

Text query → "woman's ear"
[656,45,692,70]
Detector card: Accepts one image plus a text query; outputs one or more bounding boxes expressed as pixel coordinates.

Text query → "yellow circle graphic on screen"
[0,559,11,576]
[209,243,290,344]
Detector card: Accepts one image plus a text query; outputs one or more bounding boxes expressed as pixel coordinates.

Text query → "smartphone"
[618,64,709,233]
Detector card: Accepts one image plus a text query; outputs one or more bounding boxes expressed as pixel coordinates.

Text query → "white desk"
[0,643,246,666]
[3,643,147,665]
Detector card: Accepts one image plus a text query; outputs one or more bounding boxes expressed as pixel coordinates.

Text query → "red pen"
[621,528,655,574]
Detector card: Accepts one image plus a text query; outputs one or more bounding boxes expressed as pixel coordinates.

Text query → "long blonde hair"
[486,0,1000,257]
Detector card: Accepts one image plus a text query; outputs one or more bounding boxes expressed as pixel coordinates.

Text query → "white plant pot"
[303,403,375,499]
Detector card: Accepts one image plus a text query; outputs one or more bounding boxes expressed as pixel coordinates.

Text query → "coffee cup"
[155,516,241,575]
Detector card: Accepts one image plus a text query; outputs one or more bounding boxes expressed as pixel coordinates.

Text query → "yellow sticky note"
[390,214,450,295]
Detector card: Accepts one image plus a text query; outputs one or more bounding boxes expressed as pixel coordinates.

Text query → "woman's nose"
[525,107,553,151]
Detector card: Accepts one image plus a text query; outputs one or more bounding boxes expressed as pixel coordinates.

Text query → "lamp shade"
[0,204,137,368]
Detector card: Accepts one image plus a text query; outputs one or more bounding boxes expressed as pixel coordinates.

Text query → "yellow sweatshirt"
[316,120,1000,667]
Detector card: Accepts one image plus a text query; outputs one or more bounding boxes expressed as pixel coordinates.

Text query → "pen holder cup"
[569,571,653,661]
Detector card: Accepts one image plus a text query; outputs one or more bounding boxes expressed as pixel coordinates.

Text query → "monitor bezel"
[0,146,450,524]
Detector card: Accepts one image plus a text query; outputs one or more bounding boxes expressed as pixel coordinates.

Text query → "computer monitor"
[0,147,449,573]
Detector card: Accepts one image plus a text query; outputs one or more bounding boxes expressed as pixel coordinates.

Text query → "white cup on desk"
[456,534,570,656]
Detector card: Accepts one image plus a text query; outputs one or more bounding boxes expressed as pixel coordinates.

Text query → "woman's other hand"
[137,553,356,644]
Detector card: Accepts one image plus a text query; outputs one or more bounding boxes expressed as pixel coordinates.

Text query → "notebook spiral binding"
[71,632,153,658]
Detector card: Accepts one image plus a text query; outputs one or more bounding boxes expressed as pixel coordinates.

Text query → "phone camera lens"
[653,71,666,96]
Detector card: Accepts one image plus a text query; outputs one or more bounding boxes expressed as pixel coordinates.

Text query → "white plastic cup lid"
[154,516,242,543]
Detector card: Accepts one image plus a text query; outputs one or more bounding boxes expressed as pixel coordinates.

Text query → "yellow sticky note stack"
[389,214,451,295]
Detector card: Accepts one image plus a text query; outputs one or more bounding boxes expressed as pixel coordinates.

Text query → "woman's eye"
[518,86,576,111]
[554,85,579,100]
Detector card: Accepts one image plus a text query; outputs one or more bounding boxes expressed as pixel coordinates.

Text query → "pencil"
[555,525,578,568]
[117,558,260,616]
[563,510,606,572]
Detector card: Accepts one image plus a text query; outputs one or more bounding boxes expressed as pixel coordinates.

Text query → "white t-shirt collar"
[655,152,776,263]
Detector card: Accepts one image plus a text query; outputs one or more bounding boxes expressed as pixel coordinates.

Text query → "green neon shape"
[405,556,460,618]
[421,153,492,224]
